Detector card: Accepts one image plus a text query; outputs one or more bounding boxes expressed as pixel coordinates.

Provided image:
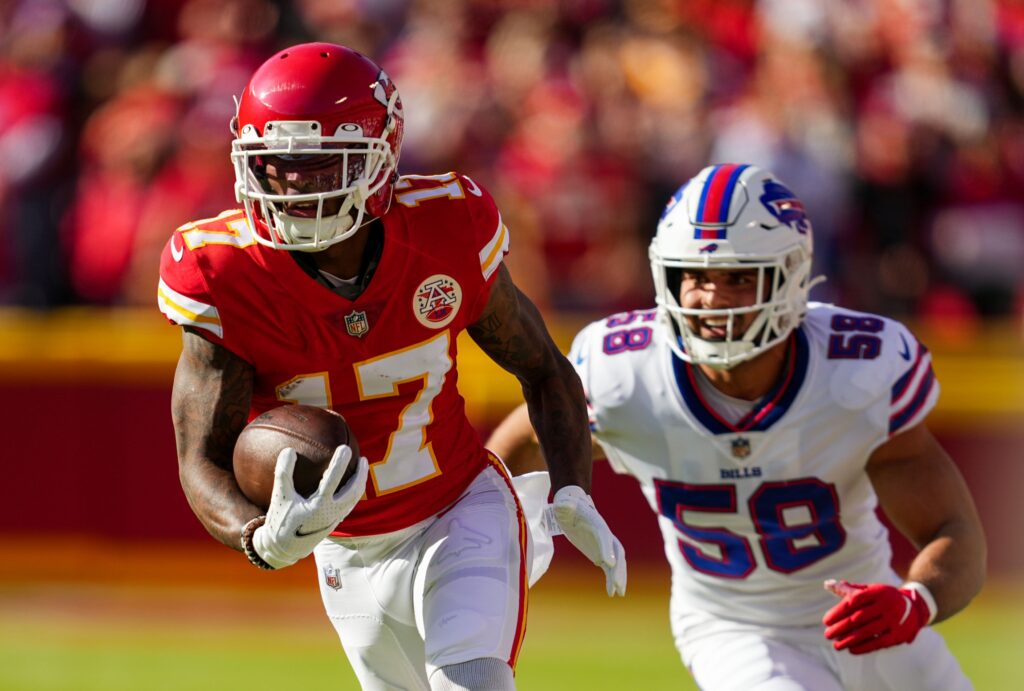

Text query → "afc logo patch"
[413,274,462,329]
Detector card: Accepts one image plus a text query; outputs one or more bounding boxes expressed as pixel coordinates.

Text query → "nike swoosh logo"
[295,523,335,537]
[898,596,913,625]
[898,334,911,361]
[170,235,184,262]
[462,175,483,197]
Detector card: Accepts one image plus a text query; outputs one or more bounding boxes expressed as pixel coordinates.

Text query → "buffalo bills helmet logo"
[759,180,809,234]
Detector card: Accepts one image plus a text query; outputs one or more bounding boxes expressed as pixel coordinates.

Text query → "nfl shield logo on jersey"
[323,564,342,590]
[345,310,370,337]
[731,437,752,459]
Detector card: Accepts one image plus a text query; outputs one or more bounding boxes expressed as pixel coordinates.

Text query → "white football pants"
[313,463,531,691]
[681,620,972,691]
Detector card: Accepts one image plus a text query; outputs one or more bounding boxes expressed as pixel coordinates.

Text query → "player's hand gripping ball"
[233,404,360,510]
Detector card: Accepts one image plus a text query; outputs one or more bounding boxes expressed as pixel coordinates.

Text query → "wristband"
[240,515,275,570]
[902,581,938,624]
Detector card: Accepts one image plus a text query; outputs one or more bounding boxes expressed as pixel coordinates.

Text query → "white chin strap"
[684,332,758,369]
[273,212,356,251]
[265,182,369,251]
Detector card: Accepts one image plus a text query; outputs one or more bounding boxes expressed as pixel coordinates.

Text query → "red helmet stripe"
[695,163,748,225]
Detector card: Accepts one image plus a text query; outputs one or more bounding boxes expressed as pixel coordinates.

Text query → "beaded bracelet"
[240,515,274,570]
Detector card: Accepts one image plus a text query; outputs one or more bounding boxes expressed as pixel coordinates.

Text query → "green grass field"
[0,561,1020,691]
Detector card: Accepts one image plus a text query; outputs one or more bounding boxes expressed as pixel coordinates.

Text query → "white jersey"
[570,303,938,630]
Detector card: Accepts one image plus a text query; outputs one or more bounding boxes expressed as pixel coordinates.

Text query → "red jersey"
[158,172,510,536]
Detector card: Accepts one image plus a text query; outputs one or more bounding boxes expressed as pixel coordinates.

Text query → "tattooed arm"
[469,265,592,493]
[471,267,627,595]
[171,327,259,550]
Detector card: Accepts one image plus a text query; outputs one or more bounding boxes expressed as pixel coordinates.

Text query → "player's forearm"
[467,268,592,488]
[520,358,592,493]
[178,458,260,550]
[171,330,258,550]
[904,519,987,623]
[486,403,547,475]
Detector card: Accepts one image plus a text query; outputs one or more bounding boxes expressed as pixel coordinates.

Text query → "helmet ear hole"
[665,267,683,299]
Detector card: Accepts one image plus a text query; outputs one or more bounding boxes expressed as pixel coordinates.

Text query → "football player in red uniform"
[158,43,626,691]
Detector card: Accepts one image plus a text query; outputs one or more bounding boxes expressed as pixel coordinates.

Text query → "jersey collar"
[671,327,810,435]
[288,221,385,300]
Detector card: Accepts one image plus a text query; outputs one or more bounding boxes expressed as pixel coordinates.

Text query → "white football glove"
[550,485,627,597]
[252,445,369,569]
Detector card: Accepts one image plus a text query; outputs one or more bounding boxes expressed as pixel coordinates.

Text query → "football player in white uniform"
[488,164,986,690]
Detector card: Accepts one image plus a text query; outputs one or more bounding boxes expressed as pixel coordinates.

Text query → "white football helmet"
[649,164,822,369]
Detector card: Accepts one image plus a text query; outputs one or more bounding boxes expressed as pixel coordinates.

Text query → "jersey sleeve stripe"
[889,366,936,434]
[157,279,223,338]
[479,214,509,281]
[891,347,931,409]
[891,343,927,401]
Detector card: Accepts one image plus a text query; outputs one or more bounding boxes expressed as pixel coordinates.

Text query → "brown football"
[232,404,359,510]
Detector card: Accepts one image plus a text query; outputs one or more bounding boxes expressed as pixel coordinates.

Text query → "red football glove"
[822,580,933,655]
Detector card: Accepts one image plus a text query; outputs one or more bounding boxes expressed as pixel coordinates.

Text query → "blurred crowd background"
[1,10,1022,683]
[1,0,1023,325]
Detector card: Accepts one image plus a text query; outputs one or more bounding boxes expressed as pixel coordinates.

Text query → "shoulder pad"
[805,307,938,429]
[569,309,659,428]
[175,210,253,253]
[394,172,507,282]
[157,234,223,340]
[156,210,248,342]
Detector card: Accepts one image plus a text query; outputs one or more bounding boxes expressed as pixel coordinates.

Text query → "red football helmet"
[231,43,404,251]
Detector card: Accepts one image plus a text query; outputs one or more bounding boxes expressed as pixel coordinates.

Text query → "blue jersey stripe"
[889,366,935,433]
[891,343,926,401]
